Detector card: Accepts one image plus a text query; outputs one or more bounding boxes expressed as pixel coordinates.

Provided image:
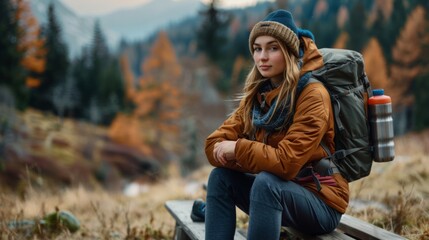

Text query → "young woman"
[203,10,349,239]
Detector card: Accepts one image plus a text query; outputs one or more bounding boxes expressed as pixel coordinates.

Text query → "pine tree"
[72,46,90,118]
[35,3,69,112]
[413,3,429,130]
[73,21,124,124]
[89,20,109,94]
[414,74,429,131]
[0,0,26,109]
[382,0,407,63]
[371,8,391,63]
[197,0,230,62]
[388,0,408,47]
[89,20,123,124]
[346,1,369,51]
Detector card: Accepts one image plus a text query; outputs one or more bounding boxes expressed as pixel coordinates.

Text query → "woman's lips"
[259,65,271,71]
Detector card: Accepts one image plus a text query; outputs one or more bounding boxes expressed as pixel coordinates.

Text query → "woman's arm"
[233,83,332,179]
[205,106,250,172]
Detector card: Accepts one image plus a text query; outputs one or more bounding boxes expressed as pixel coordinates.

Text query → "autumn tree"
[110,31,184,161]
[388,6,428,134]
[139,31,182,150]
[362,38,389,90]
[15,0,45,90]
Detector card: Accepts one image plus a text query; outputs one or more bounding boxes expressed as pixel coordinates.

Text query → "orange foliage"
[229,17,241,37]
[108,114,153,155]
[336,6,348,29]
[389,6,428,108]
[375,0,393,21]
[14,0,46,88]
[142,31,182,81]
[120,54,136,100]
[111,31,184,155]
[362,38,389,90]
[367,0,392,27]
[25,77,41,88]
[313,0,328,19]
[333,32,348,49]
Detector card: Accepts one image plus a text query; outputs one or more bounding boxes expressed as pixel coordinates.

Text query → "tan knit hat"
[249,10,300,58]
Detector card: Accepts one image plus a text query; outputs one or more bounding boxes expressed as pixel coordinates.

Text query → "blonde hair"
[234,39,300,136]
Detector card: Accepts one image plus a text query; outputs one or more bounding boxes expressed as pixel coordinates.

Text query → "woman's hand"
[213,140,237,165]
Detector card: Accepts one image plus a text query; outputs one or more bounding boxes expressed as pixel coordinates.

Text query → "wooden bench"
[165,200,407,240]
[165,200,246,240]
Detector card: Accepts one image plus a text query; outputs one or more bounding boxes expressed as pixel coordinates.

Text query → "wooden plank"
[338,214,407,240]
[174,224,192,240]
[282,227,355,240]
[166,200,405,240]
[165,200,246,240]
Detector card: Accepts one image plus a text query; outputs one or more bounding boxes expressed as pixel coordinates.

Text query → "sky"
[60,0,272,16]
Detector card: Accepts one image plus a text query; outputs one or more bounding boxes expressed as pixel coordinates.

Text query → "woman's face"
[253,35,286,82]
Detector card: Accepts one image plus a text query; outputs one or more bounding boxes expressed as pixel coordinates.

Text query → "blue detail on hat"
[263,10,315,58]
[263,10,298,35]
[297,29,315,41]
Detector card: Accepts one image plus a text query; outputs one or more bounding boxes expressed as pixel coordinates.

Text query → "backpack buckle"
[313,159,331,176]
[333,150,347,160]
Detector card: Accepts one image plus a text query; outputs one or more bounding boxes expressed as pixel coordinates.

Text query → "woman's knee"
[251,172,279,192]
[208,167,231,185]
[250,172,283,208]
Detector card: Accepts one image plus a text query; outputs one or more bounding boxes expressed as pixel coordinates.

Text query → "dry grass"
[3,151,428,239]
[348,130,429,239]
[2,109,429,239]
[0,166,211,239]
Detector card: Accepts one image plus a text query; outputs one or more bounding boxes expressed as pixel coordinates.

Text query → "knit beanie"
[249,10,314,58]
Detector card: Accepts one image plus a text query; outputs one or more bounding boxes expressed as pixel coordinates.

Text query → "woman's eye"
[254,47,262,52]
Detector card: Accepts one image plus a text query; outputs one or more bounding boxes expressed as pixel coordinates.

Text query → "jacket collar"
[300,37,323,76]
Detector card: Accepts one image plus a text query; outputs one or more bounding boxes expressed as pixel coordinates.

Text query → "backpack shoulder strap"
[296,73,321,98]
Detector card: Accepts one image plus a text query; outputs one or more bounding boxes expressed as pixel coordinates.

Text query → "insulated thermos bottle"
[368,89,395,162]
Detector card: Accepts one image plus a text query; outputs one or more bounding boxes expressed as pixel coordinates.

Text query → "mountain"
[29,0,203,57]
[29,0,120,58]
[99,0,203,42]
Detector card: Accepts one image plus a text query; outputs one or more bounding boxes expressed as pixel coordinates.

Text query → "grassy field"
[1,110,429,239]
[2,148,429,239]
[0,166,212,239]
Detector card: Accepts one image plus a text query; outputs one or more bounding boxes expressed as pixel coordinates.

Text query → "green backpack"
[306,48,374,182]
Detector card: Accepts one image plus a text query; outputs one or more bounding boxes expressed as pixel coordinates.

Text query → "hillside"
[0,108,165,194]
[1,109,428,239]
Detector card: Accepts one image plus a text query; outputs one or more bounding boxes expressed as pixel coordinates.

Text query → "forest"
[1,0,429,239]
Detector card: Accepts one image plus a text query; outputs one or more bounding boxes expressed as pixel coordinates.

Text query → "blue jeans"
[205,168,342,240]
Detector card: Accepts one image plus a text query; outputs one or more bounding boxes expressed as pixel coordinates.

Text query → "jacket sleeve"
[234,83,331,180]
[204,100,250,172]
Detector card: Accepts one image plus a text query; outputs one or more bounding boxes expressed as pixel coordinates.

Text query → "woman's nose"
[260,50,268,60]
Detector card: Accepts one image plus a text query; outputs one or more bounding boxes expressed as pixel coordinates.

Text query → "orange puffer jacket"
[204,38,349,213]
